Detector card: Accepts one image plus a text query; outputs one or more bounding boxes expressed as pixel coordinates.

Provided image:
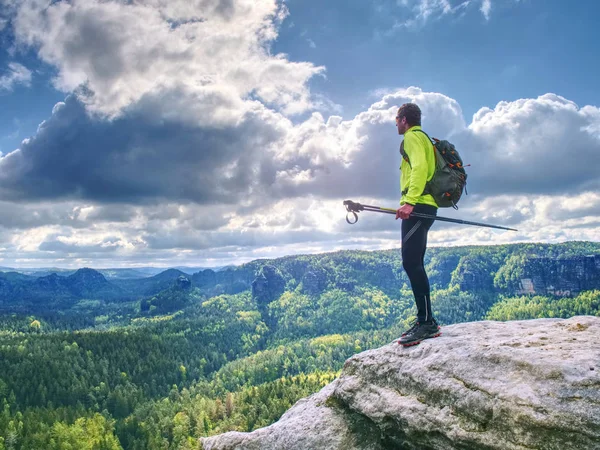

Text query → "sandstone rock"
[301,269,327,296]
[251,265,286,306]
[202,316,600,449]
[200,383,386,450]
[175,275,191,290]
[521,255,600,296]
[335,315,600,449]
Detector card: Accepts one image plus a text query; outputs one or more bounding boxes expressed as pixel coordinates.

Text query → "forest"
[1,241,599,449]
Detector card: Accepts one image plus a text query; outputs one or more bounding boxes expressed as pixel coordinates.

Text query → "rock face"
[175,275,192,291]
[201,316,600,450]
[519,255,600,296]
[251,265,286,327]
[192,267,255,296]
[201,384,385,450]
[301,269,327,295]
[251,265,286,305]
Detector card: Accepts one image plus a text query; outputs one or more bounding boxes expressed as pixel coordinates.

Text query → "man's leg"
[399,204,439,346]
[401,205,436,323]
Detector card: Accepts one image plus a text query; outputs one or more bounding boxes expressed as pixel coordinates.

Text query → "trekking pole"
[343,200,517,231]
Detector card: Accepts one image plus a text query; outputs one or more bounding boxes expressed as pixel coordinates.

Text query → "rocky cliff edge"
[201,316,600,450]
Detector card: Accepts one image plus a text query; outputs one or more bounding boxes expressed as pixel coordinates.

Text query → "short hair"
[397,103,421,127]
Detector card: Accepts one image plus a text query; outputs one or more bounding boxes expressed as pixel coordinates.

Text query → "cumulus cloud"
[10,0,324,117]
[0,198,350,267]
[0,87,463,207]
[266,87,466,203]
[465,94,600,196]
[0,94,287,205]
[0,62,32,91]
[2,82,600,266]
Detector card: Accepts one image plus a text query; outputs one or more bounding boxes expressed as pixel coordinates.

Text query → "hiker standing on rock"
[395,103,441,346]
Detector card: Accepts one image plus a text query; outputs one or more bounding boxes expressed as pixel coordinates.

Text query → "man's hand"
[396,204,414,220]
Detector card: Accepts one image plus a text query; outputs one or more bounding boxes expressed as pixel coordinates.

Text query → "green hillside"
[1,242,599,449]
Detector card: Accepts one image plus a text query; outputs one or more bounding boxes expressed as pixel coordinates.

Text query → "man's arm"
[402,132,428,205]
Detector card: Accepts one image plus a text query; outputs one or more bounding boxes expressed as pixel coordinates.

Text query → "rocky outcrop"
[201,384,386,450]
[518,255,600,296]
[301,269,327,296]
[175,275,192,291]
[251,265,286,306]
[252,265,286,327]
[192,267,255,296]
[201,316,600,450]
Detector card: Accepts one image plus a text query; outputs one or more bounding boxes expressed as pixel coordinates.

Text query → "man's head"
[396,103,421,135]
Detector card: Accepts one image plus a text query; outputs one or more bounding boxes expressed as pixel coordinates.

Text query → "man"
[394,103,441,346]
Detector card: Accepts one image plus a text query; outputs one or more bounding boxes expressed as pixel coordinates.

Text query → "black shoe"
[399,321,441,347]
[401,319,419,337]
[401,318,440,337]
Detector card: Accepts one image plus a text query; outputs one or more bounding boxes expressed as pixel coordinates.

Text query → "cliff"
[189,251,600,300]
[201,316,600,450]
[517,255,600,296]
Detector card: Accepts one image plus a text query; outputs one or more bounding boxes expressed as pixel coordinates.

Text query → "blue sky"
[273,0,600,120]
[0,0,599,268]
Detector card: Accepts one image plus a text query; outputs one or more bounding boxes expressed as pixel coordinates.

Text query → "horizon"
[1,0,600,267]
[2,238,598,271]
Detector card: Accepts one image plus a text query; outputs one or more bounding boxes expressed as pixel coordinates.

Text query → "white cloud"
[0,62,32,91]
[392,0,494,29]
[11,0,324,118]
[2,85,599,267]
[465,94,600,195]
[3,80,600,267]
[481,0,492,20]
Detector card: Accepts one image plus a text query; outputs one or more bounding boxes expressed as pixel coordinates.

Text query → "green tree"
[50,414,122,450]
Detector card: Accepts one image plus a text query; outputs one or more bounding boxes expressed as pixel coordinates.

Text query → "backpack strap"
[412,129,435,144]
[399,141,411,168]
[400,129,435,167]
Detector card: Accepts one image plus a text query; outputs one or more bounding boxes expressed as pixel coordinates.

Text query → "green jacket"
[400,126,438,207]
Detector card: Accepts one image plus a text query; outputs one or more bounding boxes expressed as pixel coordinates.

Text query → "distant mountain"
[140,275,197,315]
[97,268,157,279]
[0,271,38,283]
[0,268,129,312]
[5,268,78,277]
[112,269,190,297]
[173,265,234,274]
[65,268,122,298]
[0,265,235,279]
[3,242,599,319]
[0,264,247,315]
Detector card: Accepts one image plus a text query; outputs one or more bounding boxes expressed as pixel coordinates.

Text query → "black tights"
[401,204,437,323]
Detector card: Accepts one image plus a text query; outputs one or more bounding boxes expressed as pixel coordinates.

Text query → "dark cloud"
[0,94,283,205]
[85,204,138,223]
